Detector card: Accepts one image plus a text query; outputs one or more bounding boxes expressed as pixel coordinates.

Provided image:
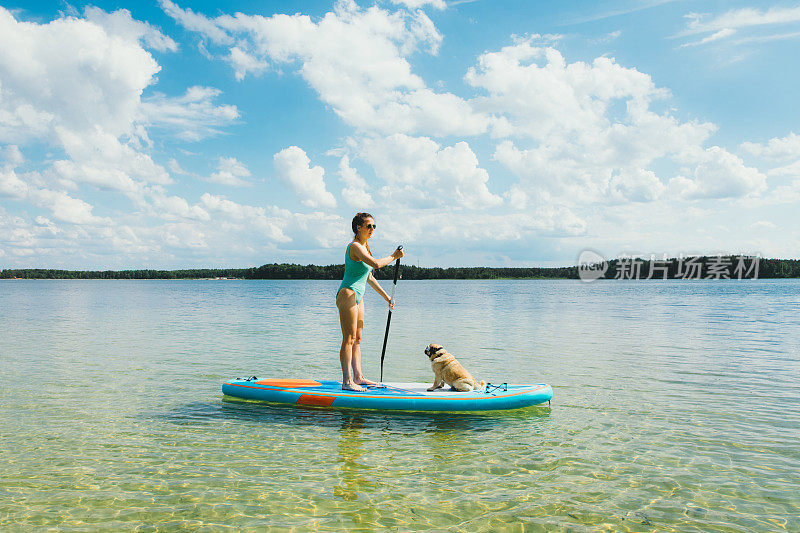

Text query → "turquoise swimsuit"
[338,243,373,304]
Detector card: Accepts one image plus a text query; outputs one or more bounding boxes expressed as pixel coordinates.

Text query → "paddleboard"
[222,378,552,412]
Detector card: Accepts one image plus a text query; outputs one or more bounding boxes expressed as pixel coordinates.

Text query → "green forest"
[1,256,798,279]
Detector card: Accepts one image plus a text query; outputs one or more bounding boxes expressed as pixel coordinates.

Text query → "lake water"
[0,279,798,531]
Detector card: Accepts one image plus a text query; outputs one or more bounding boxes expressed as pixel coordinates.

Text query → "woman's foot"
[354,376,378,386]
[342,381,366,392]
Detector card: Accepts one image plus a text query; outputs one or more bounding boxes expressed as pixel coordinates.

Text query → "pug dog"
[424,343,486,392]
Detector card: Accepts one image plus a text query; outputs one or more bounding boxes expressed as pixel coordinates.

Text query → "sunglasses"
[363,224,376,230]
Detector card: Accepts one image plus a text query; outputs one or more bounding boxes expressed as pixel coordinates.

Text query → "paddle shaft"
[380,246,402,382]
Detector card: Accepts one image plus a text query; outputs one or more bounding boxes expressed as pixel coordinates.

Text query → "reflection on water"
[1,279,799,530]
[213,397,551,433]
[335,415,368,502]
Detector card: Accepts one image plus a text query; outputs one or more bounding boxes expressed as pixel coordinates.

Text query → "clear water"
[0,279,798,531]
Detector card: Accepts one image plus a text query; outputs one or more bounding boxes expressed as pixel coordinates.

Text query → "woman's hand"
[392,247,404,260]
[387,298,396,310]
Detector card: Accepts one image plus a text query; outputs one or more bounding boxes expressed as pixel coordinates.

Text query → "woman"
[336,212,403,391]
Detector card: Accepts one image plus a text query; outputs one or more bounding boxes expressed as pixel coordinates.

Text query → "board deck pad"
[222,378,552,412]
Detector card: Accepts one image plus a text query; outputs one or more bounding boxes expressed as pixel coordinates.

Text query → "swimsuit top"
[338,242,372,303]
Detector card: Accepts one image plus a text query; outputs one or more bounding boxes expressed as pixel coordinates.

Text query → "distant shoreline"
[2,257,799,279]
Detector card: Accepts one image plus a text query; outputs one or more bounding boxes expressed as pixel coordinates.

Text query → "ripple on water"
[0,279,799,531]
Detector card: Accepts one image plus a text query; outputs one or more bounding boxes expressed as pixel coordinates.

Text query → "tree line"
[1,257,798,280]
[0,264,574,279]
[596,256,800,280]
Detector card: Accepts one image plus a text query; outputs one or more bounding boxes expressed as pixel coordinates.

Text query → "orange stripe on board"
[254,379,321,387]
[297,394,335,407]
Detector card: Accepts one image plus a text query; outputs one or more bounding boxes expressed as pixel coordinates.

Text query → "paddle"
[379,245,402,382]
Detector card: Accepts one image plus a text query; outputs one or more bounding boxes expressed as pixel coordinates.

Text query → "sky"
[1,0,799,269]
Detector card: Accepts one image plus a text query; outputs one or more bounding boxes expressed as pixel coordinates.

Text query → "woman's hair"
[351,212,373,257]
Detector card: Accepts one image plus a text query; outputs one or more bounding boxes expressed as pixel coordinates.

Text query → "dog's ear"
[434,347,447,357]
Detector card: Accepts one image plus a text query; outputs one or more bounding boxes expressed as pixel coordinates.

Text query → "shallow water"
[1,279,798,531]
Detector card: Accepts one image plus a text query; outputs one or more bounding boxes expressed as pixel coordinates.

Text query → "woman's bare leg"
[350,298,376,385]
[336,288,365,391]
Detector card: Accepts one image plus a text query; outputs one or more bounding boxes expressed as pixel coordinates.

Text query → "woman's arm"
[367,272,395,308]
[349,242,402,269]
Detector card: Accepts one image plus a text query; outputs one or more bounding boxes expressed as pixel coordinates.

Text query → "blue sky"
[1,0,799,269]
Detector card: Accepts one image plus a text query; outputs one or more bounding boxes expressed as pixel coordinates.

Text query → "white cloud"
[201,193,265,219]
[589,30,621,45]
[84,6,178,52]
[199,193,287,239]
[766,160,800,178]
[751,220,776,230]
[160,0,498,137]
[391,88,494,137]
[0,5,249,247]
[0,145,27,199]
[466,38,674,143]
[338,155,373,207]
[159,0,234,46]
[0,208,154,265]
[0,167,28,198]
[739,132,800,187]
[28,188,109,225]
[200,193,349,248]
[273,146,337,208]
[0,102,54,143]
[730,30,800,46]
[285,211,351,249]
[0,6,167,209]
[1,144,24,167]
[493,138,673,206]
[157,221,207,249]
[680,6,800,47]
[609,168,665,203]
[0,5,238,184]
[680,28,736,48]
[741,132,800,161]
[1,189,350,268]
[0,3,791,267]
[768,180,800,203]
[684,6,800,34]
[564,199,797,262]
[668,146,767,200]
[0,209,41,254]
[208,156,252,187]
[0,145,114,225]
[168,158,189,175]
[140,86,239,141]
[0,145,113,224]
[0,6,160,140]
[389,0,447,10]
[504,184,529,210]
[229,46,269,81]
[53,126,171,192]
[357,133,502,209]
[466,38,736,205]
[379,205,586,247]
[147,187,209,221]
